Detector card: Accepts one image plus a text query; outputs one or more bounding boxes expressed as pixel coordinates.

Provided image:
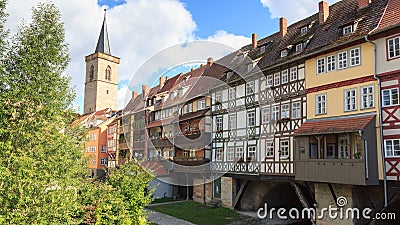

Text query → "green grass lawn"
[151,197,179,204]
[147,201,245,225]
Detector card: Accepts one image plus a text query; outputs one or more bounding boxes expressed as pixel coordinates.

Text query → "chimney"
[159,76,165,87]
[207,57,214,67]
[252,33,258,48]
[279,17,287,39]
[132,91,138,100]
[142,85,149,98]
[358,0,371,9]
[319,1,329,24]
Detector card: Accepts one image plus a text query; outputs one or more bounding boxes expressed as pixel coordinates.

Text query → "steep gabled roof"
[95,9,111,55]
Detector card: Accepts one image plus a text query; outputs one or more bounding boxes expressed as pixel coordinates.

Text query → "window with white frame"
[246,81,255,95]
[292,102,301,119]
[317,58,325,74]
[216,148,223,161]
[247,63,253,71]
[338,51,347,69]
[227,147,235,161]
[344,88,357,111]
[282,70,289,83]
[100,158,108,166]
[92,158,96,165]
[86,146,90,153]
[281,49,288,58]
[247,146,257,160]
[290,67,297,81]
[216,117,223,131]
[316,94,326,115]
[90,146,96,152]
[274,72,280,86]
[229,88,236,100]
[229,114,236,129]
[361,85,374,109]
[296,43,303,52]
[382,88,399,106]
[280,140,289,157]
[388,36,400,59]
[343,25,353,35]
[338,137,350,159]
[301,26,308,35]
[91,133,97,140]
[327,55,336,72]
[350,47,361,66]
[235,147,243,160]
[262,108,270,123]
[247,111,256,127]
[197,99,206,110]
[281,104,290,119]
[215,91,222,102]
[267,75,273,86]
[385,139,400,157]
[266,141,274,157]
[272,105,280,120]
[101,146,107,153]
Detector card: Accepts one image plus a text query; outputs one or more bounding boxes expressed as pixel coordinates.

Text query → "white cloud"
[260,0,340,24]
[5,0,250,112]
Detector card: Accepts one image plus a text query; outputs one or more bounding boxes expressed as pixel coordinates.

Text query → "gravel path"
[146,209,195,225]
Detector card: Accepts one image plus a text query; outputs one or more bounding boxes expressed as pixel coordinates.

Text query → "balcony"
[149,138,173,148]
[211,161,260,174]
[174,157,210,166]
[174,132,211,148]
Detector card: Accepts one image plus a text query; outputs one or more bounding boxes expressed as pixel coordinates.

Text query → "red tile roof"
[146,117,176,128]
[294,114,375,136]
[376,0,400,32]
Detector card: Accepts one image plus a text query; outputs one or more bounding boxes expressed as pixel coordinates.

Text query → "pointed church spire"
[95,9,111,55]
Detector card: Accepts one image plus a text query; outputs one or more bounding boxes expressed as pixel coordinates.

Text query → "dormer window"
[343,25,353,35]
[260,45,266,54]
[280,49,288,58]
[301,26,308,35]
[296,43,303,52]
[247,63,253,72]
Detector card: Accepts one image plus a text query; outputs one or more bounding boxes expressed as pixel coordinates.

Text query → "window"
[382,88,399,106]
[272,105,280,120]
[105,66,111,80]
[350,47,361,66]
[89,65,94,81]
[267,75,273,86]
[247,63,253,71]
[183,103,193,114]
[246,81,255,95]
[266,141,274,157]
[229,114,236,129]
[317,58,325,74]
[361,85,374,109]
[344,88,357,111]
[100,158,108,166]
[235,147,243,160]
[215,91,222,102]
[388,36,400,59]
[281,49,288,58]
[301,26,308,35]
[280,141,289,158]
[281,70,288,84]
[227,147,235,161]
[327,55,336,72]
[85,146,89,153]
[327,144,336,159]
[91,133,97,140]
[216,117,223,131]
[262,108,270,123]
[260,45,266,54]
[92,158,96,165]
[90,146,96,152]
[155,111,160,120]
[316,94,326,115]
[343,25,353,35]
[197,99,206,110]
[101,146,107,153]
[338,51,347,69]
[216,148,223,161]
[338,137,349,159]
[290,67,297,81]
[385,139,400,157]
[274,72,280,86]
[229,88,236,100]
[247,146,257,160]
[292,102,301,119]
[247,111,255,127]
[296,43,303,52]
[281,104,290,119]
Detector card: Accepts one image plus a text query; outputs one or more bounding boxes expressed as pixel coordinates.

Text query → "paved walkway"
[146,209,195,225]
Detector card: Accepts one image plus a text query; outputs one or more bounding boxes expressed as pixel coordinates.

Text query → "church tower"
[84,9,120,114]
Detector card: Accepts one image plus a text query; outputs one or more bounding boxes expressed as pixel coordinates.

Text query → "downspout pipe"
[364,34,388,207]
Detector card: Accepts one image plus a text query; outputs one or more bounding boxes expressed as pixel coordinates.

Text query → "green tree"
[0,2,152,224]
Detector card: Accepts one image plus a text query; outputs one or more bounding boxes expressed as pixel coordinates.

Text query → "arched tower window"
[105,66,111,80]
[89,65,94,81]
